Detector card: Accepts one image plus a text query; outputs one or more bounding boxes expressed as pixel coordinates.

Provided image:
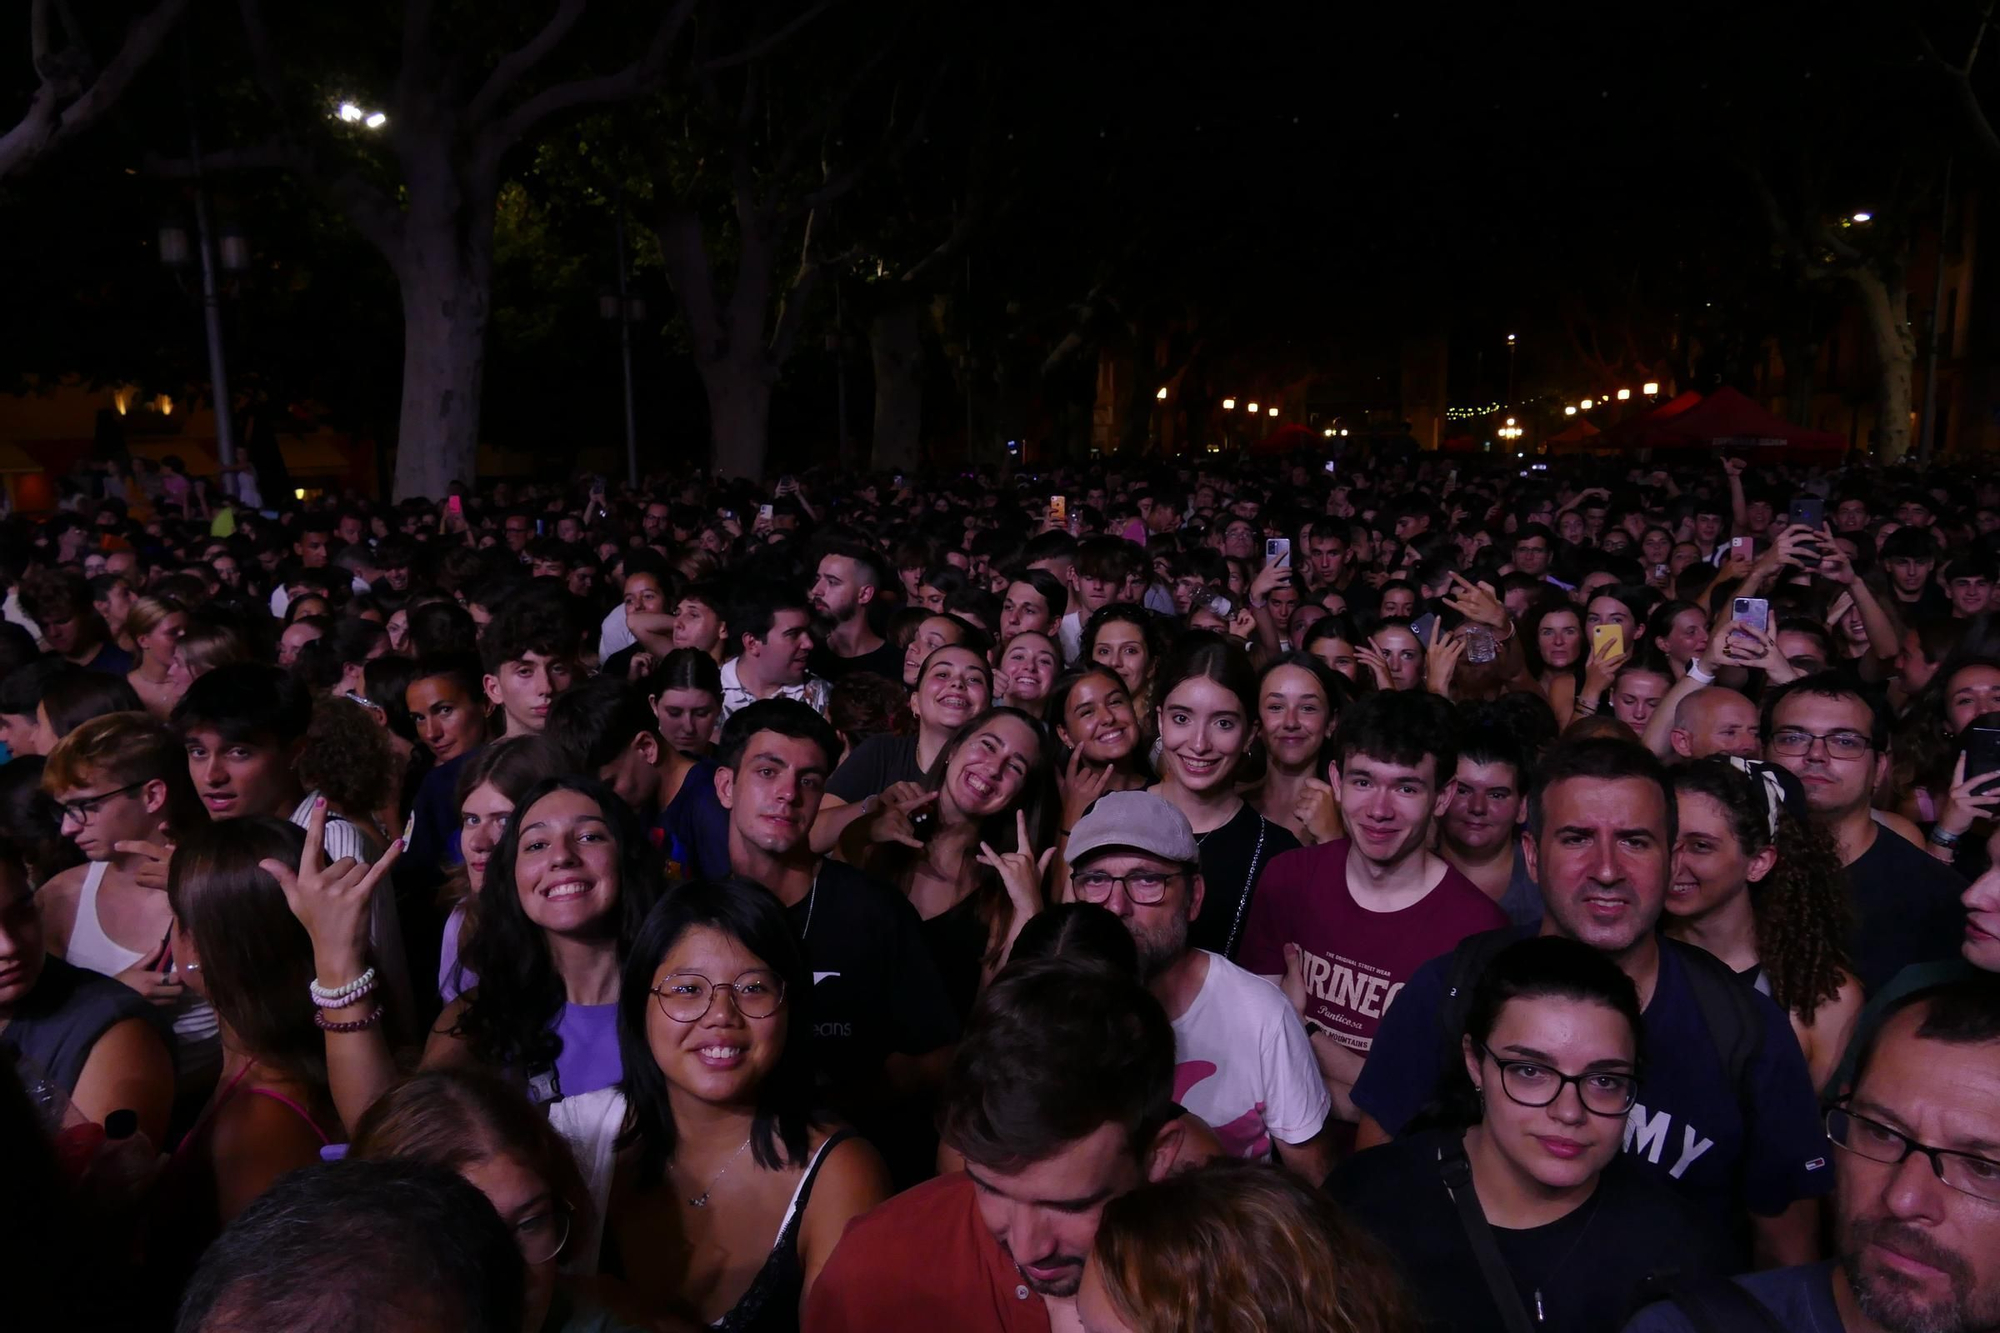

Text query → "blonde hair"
[122,595,185,649]
[177,619,251,678]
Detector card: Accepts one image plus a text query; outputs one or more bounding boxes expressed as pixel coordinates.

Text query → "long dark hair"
[616,879,815,1187]
[452,775,661,1078]
[1418,936,1643,1130]
[1520,594,1585,682]
[167,818,324,1089]
[1047,666,1149,775]
[1152,632,1261,784]
[1671,758,1853,1022]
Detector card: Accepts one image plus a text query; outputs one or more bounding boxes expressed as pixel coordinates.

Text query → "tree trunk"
[391,184,494,500]
[870,303,925,472]
[1852,267,1916,462]
[700,359,774,480]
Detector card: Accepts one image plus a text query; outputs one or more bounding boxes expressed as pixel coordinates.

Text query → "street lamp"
[1221,397,1236,410]
[1155,386,1168,401]
[1616,388,1631,401]
[1642,381,1660,396]
[1246,401,1259,414]
[1267,407,1278,418]
[1505,333,1518,405]
[1581,398,1594,410]
[1564,406,1577,416]
[336,101,389,130]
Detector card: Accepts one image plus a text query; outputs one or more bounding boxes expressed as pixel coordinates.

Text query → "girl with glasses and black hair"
[1331,936,1725,1333]
[1666,758,1862,1090]
[604,879,889,1332]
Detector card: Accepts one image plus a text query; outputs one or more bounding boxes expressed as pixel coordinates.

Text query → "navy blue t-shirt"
[1352,931,1833,1233]
[655,758,730,881]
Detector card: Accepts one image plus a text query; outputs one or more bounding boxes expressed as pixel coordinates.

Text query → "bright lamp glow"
[1324,428,1335,437]
[1565,406,1577,416]
[338,102,364,122]
[1155,387,1167,401]
[1581,398,1594,410]
[1339,429,1349,437]
[1245,402,1259,414]
[1221,398,1236,410]
[1643,381,1660,395]
[1616,389,1631,401]
[1267,407,1278,418]
[1850,211,1872,223]
[365,112,387,129]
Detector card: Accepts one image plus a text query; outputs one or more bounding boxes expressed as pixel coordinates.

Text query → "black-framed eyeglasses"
[1767,728,1872,759]
[56,780,148,824]
[650,970,786,1023]
[1476,1044,1640,1117]
[1072,869,1183,906]
[512,1200,573,1265]
[1826,1105,2000,1203]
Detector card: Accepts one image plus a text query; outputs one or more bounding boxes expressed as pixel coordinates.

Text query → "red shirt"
[1238,840,1508,1051]
[804,1172,1050,1333]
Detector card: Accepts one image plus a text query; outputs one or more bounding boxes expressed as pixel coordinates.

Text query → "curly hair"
[1672,759,1853,1023]
[298,696,397,827]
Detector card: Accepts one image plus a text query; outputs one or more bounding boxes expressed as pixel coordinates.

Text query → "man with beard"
[805,961,1196,1333]
[806,540,902,680]
[1353,738,1832,1263]
[1626,976,2000,1333]
[1067,790,1331,1178]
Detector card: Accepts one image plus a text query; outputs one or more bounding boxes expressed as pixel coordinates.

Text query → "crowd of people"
[2,449,1999,1333]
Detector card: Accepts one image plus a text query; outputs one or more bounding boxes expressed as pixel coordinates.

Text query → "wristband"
[1928,826,1963,848]
[309,966,377,1006]
[314,1004,386,1033]
[1686,661,1716,684]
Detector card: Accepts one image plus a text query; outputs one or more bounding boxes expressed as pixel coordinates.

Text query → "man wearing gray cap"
[1068,789,1334,1180]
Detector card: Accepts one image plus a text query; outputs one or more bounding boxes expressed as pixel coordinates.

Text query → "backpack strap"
[1438,927,1519,1066]
[1663,939,1765,1102]
[1637,1274,1790,1333]
[1436,1133,1538,1333]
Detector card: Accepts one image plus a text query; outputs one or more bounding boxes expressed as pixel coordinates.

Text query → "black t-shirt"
[808,638,905,684]
[1186,802,1300,959]
[1844,824,1966,993]
[826,734,924,805]
[1329,1128,1727,1333]
[783,859,959,1097]
[1890,582,1951,622]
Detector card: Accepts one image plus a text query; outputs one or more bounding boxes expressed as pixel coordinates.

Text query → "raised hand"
[1292,778,1341,846]
[261,797,402,978]
[115,937,184,1008]
[979,810,1056,917]
[1355,643,1395,692]
[1061,745,1115,831]
[870,784,937,850]
[113,839,172,893]
[1426,628,1466,697]
[1937,753,2000,842]
[1442,572,1507,628]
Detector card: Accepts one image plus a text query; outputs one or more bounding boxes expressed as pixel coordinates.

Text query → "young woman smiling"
[1248,654,1349,846]
[1666,758,1863,1090]
[1331,938,1723,1333]
[1082,603,1168,724]
[1147,637,1300,958]
[995,630,1061,719]
[603,881,890,1331]
[283,775,661,1160]
[816,643,994,855]
[862,705,1057,1018]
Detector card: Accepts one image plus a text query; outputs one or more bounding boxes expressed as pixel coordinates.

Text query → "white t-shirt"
[599,603,634,661]
[1058,609,1085,664]
[1171,950,1331,1159]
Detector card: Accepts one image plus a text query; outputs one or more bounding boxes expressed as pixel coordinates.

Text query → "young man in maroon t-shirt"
[1238,690,1508,1134]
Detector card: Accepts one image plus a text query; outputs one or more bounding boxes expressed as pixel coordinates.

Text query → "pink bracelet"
[313,1005,385,1033]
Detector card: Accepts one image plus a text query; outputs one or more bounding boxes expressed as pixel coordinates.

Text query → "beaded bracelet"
[309,967,377,1007]
[313,1004,385,1033]
[310,978,378,1011]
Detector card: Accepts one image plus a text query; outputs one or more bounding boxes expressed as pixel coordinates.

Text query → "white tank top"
[66,861,223,1093]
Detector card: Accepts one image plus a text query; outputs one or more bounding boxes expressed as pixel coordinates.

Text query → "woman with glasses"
[353,1069,636,1333]
[604,879,890,1332]
[1331,937,1724,1333]
[1665,758,1863,1090]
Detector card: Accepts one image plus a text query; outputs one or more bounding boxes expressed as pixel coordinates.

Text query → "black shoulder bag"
[1437,1132,1539,1333]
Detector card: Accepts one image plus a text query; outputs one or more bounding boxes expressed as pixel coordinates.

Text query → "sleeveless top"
[4,955,158,1095]
[66,863,223,1093]
[712,1130,855,1333]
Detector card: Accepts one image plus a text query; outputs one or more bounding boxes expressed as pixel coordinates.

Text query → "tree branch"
[0,0,188,180]
[700,0,841,71]
[477,0,696,166]
[1919,15,2000,171]
[466,0,587,127]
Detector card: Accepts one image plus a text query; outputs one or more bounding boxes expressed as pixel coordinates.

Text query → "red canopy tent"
[1544,418,1603,454]
[1604,387,1845,462]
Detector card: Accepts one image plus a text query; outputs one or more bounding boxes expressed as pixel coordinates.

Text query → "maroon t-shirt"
[1238,839,1510,1052]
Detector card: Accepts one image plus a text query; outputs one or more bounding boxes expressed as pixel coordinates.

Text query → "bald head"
[1671,686,1759,760]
